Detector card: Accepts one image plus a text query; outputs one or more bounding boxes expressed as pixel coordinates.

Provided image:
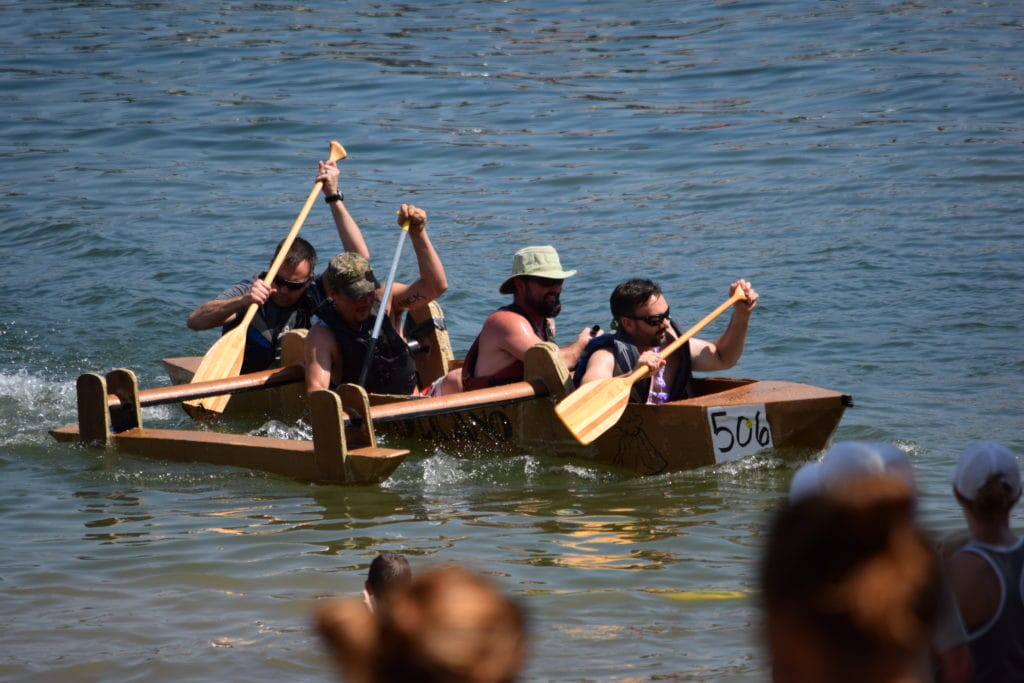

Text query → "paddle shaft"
[236,140,347,334]
[356,219,410,387]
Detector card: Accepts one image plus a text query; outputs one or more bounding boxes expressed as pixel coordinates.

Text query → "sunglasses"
[524,276,564,287]
[626,309,670,327]
[273,274,312,291]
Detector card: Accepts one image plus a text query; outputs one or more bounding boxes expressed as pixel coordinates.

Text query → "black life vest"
[224,274,329,374]
[317,301,417,395]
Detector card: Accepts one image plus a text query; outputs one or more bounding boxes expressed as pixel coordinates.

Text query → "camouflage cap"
[325,252,380,300]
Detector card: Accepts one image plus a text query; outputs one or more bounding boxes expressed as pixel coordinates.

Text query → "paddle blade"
[329,140,347,162]
[554,375,633,445]
[182,326,246,415]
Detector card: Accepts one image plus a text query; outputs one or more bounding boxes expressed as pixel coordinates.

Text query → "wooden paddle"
[555,285,748,445]
[183,140,347,416]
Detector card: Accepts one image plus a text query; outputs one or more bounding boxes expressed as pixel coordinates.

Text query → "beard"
[651,327,670,347]
[635,325,669,349]
[537,293,562,318]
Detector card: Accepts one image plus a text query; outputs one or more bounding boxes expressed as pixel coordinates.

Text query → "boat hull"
[370,377,849,475]
[165,358,848,476]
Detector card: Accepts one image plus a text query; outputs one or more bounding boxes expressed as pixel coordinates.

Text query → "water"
[2,0,1022,680]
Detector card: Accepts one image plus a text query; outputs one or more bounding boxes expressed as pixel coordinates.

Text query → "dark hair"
[273,236,317,272]
[366,552,412,597]
[610,278,662,320]
[760,476,940,683]
[962,474,1021,525]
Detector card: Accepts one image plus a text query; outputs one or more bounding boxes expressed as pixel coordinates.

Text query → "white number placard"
[706,404,773,463]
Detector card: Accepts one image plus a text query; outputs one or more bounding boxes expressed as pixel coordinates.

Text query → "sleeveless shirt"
[959,537,1024,683]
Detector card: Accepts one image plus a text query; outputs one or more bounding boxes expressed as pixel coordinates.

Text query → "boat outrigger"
[53,302,851,481]
[49,367,408,485]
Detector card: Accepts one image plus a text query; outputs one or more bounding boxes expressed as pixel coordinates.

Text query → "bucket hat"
[498,245,577,294]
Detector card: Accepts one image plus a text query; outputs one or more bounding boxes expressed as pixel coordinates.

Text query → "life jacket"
[573,322,692,403]
[317,300,417,395]
[461,303,553,391]
[224,274,328,374]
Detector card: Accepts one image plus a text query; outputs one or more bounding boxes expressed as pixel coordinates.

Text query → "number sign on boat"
[707,404,773,463]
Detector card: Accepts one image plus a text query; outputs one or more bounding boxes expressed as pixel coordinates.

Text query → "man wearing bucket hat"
[943,441,1024,683]
[304,203,448,395]
[574,277,758,404]
[434,245,598,395]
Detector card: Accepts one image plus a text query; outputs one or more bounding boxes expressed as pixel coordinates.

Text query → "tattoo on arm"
[396,293,426,309]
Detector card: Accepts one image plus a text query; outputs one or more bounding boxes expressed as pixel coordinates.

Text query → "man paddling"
[432,245,598,396]
[186,156,368,374]
[575,278,758,403]
[305,202,448,395]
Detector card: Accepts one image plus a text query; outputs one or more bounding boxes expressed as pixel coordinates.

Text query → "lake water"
[2,1,1022,680]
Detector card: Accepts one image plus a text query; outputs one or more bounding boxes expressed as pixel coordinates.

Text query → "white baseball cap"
[789,441,915,503]
[788,461,823,502]
[820,441,915,492]
[952,441,1021,501]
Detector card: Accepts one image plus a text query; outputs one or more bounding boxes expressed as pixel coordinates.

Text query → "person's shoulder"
[216,274,259,300]
[946,543,998,586]
[485,307,531,331]
[306,321,336,346]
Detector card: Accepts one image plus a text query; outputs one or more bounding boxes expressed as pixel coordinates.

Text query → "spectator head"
[365,552,412,608]
[318,565,526,683]
[952,441,1021,523]
[789,441,915,505]
[762,475,940,683]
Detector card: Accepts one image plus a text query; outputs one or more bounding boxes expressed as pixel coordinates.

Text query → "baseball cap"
[789,441,916,503]
[953,441,1021,501]
[325,252,380,300]
[498,246,577,294]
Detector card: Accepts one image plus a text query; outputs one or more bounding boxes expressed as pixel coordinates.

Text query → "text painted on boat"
[706,404,773,463]
[388,409,515,446]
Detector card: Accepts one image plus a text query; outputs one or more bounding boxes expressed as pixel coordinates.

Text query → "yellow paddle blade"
[554,375,633,445]
[182,325,245,415]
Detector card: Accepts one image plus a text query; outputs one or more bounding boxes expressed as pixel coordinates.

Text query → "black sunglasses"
[626,309,670,327]
[273,274,312,291]
[524,276,564,287]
